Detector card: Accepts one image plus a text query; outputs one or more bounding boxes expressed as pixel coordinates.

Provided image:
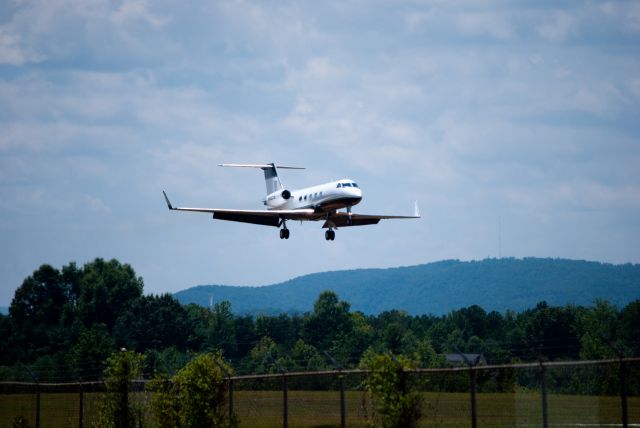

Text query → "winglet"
[162,191,174,210]
[414,201,421,218]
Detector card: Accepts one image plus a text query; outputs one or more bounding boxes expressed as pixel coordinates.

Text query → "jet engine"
[281,189,291,200]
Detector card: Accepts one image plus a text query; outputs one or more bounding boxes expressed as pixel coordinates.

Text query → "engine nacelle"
[265,189,293,208]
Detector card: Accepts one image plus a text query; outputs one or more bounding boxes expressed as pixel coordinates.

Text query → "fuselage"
[263,179,363,213]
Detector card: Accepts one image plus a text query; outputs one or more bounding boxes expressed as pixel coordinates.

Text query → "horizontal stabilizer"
[218,163,305,170]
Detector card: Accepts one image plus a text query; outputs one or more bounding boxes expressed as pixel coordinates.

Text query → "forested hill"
[174,258,640,315]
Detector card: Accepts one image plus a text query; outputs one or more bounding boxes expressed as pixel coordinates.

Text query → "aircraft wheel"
[280,229,285,239]
[325,230,331,241]
[331,231,336,240]
[284,229,290,239]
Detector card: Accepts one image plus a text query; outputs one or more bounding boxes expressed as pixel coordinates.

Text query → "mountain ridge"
[173,258,640,315]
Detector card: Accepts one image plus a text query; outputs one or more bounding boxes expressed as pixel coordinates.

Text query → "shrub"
[360,351,422,428]
[149,352,237,428]
[94,350,144,428]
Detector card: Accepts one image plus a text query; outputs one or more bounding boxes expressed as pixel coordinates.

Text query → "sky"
[1,0,639,306]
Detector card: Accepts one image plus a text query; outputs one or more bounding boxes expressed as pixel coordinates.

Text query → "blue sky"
[1,1,639,306]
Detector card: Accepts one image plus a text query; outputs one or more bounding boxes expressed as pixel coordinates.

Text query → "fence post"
[455,349,479,428]
[121,375,129,428]
[22,364,40,428]
[620,359,628,428]
[79,379,84,428]
[540,363,548,428]
[282,374,288,428]
[211,355,234,421]
[229,378,234,421]
[469,367,477,428]
[339,374,346,428]
[323,351,346,428]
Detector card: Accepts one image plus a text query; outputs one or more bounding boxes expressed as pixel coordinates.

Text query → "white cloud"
[0,26,42,65]
[536,11,575,43]
[457,11,515,40]
[85,195,111,213]
[601,1,640,34]
[111,0,169,29]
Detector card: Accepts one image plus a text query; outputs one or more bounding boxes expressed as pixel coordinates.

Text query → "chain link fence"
[1,358,638,427]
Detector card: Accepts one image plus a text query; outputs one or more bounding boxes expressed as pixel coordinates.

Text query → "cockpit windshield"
[337,182,359,188]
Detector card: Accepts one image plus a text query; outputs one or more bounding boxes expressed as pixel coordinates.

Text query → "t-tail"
[218,163,305,195]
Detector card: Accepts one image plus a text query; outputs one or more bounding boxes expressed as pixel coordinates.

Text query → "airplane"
[162,163,420,241]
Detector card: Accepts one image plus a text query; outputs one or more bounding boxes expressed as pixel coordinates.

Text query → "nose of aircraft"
[348,186,363,203]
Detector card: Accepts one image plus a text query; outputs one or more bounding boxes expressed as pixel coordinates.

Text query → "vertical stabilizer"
[218,163,305,196]
[262,164,282,194]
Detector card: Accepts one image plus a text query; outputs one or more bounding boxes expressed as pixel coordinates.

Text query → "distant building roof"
[444,353,487,366]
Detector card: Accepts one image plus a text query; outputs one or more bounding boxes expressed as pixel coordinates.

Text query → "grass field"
[1,390,638,427]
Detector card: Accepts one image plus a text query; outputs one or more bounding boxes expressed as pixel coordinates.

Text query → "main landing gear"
[279,228,290,239]
[279,219,290,239]
[325,230,335,241]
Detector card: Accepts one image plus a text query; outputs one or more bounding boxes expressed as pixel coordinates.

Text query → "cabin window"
[304,195,307,200]
[314,192,318,198]
[298,196,302,201]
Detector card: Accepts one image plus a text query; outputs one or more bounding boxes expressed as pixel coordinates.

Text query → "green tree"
[113,294,190,351]
[206,301,237,356]
[520,301,580,360]
[233,315,257,359]
[289,339,325,372]
[382,322,405,354]
[77,259,143,331]
[255,313,300,350]
[413,338,442,368]
[426,319,453,354]
[8,264,74,360]
[241,336,282,374]
[335,311,375,366]
[449,305,489,340]
[620,300,640,356]
[183,303,209,350]
[145,347,192,378]
[303,291,353,351]
[0,313,16,364]
[69,324,115,380]
[577,299,620,359]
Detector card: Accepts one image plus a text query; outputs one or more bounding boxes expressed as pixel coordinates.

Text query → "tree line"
[1,258,638,383]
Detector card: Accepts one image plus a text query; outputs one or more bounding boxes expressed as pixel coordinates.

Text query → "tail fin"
[218,163,305,195]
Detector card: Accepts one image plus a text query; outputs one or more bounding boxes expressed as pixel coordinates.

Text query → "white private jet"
[162,163,420,241]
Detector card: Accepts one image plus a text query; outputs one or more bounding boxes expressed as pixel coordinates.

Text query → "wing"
[163,191,317,227]
[323,202,421,228]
